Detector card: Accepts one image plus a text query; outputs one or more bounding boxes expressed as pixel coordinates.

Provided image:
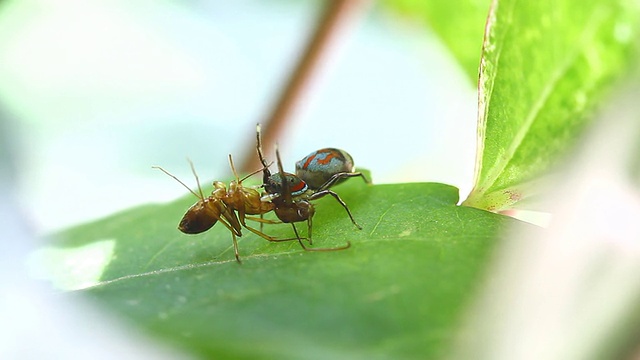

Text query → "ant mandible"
[154,155,299,263]
[255,124,360,250]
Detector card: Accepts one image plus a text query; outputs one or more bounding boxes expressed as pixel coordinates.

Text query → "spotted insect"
[153,155,296,263]
[256,124,359,250]
[296,148,369,191]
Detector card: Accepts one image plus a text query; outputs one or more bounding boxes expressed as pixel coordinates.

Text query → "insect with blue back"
[296,147,369,191]
[256,124,362,249]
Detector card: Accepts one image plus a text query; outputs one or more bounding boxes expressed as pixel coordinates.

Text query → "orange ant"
[153,155,297,263]
[255,124,355,251]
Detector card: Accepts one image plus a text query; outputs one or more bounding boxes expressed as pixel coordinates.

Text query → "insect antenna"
[187,159,206,200]
[152,160,205,200]
[256,123,271,183]
[274,144,292,203]
[228,154,241,183]
[230,153,273,184]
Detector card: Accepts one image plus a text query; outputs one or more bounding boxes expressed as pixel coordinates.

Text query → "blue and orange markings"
[295,148,369,191]
[299,148,350,170]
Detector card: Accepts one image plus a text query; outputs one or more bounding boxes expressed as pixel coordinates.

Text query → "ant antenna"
[187,158,206,200]
[228,154,240,182]
[229,153,273,183]
[152,164,203,200]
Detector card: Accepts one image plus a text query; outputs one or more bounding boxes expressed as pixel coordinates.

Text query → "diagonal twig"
[239,0,370,173]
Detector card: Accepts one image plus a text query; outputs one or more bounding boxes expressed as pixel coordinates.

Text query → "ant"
[153,155,299,263]
[255,124,361,250]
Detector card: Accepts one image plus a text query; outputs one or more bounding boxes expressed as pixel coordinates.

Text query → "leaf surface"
[463,0,640,211]
[45,179,532,359]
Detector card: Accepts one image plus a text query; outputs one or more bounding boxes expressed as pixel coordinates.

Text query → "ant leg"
[241,214,305,243]
[243,224,301,243]
[291,222,351,252]
[245,216,281,224]
[290,223,306,249]
[307,206,314,245]
[308,190,362,230]
[253,212,283,233]
[215,213,241,236]
[316,172,370,192]
[220,204,243,236]
[232,232,242,264]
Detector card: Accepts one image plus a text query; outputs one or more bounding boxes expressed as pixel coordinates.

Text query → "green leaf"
[463,0,640,211]
[40,179,533,359]
[382,0,491,81]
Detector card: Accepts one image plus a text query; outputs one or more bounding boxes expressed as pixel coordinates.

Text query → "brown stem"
[239,0,370,173]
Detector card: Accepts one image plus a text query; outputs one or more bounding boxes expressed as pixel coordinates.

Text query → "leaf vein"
[368,204,395,236]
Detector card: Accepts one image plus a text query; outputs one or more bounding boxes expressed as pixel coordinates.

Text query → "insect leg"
[307,204,314,245]
[291,218,350,252]
[308,190,362,230]
[231,232,241,263]
[245,216,281,224]
[240,214,302,243]
[316,172,370,192]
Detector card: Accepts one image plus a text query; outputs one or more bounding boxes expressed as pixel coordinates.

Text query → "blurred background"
[0,0,477,235]
[0,1,479,357]
[5,2,640,359]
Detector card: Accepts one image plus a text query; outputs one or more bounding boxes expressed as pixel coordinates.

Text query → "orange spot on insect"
[316,152,337,165]
[302,153,317,168]
[290,180,307,193]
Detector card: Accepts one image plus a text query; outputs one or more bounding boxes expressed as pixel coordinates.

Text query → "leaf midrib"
[79,234,465,291]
